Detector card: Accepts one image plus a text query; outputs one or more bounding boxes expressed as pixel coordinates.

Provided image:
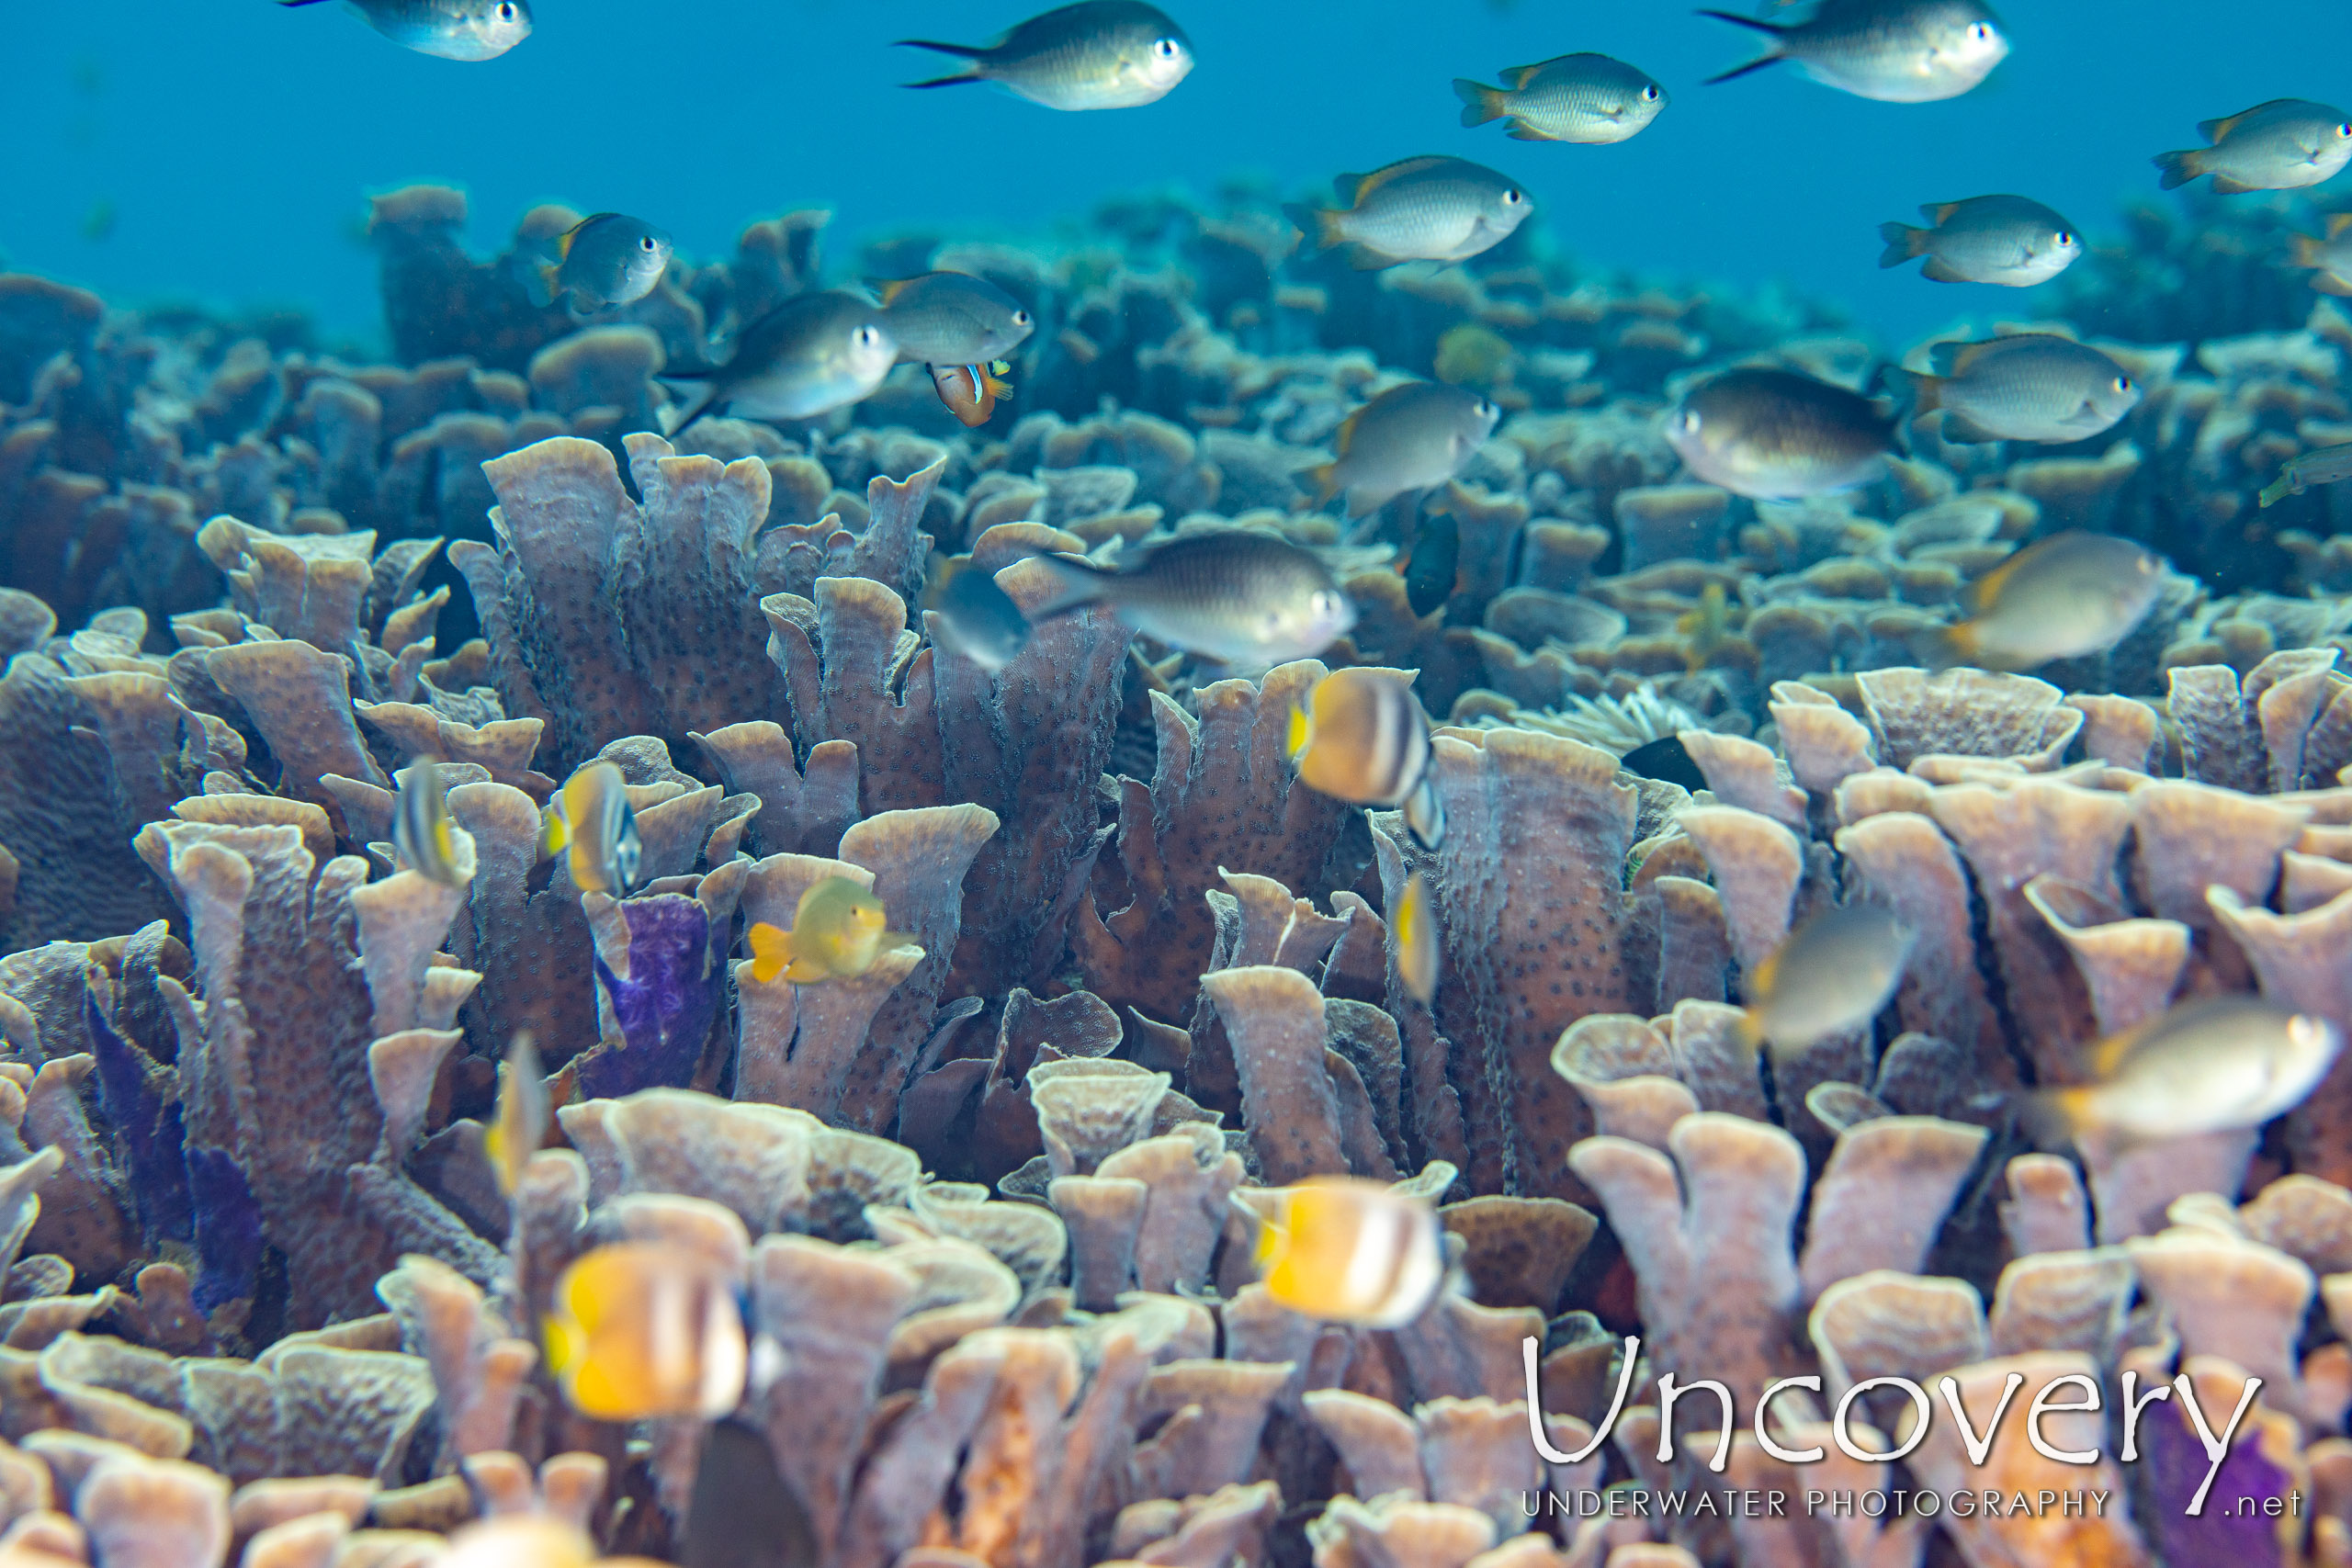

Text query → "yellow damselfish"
[746,876,917,986]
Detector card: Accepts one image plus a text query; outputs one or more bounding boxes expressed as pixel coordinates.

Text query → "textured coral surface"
[6,183,2352,1568]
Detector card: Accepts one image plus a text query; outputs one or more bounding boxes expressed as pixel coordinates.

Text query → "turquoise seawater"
[2,0,2346,346]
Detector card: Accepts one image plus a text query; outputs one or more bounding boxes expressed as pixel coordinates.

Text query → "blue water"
[2,0,2344,351]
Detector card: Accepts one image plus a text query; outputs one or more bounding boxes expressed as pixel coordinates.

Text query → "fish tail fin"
[1880,365,1939,418]
[1301,460,1342,508]
[1733,1008,1767,1053]
[1915,618,1977,671]
[2153,149,2202,190]
[980,360,1014,398]
[1453,79,1507,128]
[1404,775,1446,851]
[1878,222,1924,268]
[746,922,794,986]
[661,382,722,436]
[2019,1088,2090,1151]
[525,263,561,310]
[1029,554,1114,622]
[1283,202,1343,256]
[2259,473,2296,508]
[898,40,984,88]
[536,808,570,863]
[1697,11,1786,83]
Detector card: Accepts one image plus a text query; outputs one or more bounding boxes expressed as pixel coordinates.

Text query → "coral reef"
[8,173,2352,1568]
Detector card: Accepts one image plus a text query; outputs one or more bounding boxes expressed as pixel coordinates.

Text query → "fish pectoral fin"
[880,930,922,955]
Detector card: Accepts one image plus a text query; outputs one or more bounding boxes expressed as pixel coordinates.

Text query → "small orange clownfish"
[930,360,1013,427]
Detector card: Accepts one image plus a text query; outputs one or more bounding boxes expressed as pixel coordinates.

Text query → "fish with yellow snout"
[1233,1175,1447,1327]
[745,875,920,986]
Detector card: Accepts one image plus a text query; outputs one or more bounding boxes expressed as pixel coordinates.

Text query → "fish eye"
[640,235,660,252]
[2055,230,2075,247]
[497,2,516,17]
[856,325,883,348]
[1968,20,1991,39]
[1674,409,1702,434]
[1502,187,1526,206]
[2113,375,2132,394]
[1013,309,1033,326]
[2337,123,2352,139]
[1154,37,1181,58]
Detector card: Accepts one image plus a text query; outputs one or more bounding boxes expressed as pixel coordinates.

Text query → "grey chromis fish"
[538,761,642,895]
[277,0,531,61]
[1031,531,1356,666]
[2260,442,2352,508]
[1303,382,1500,517]
[2288,217,2352,300]
[525,213,673,311]
[1286,158,1531,271]
[899,2,1193,111]
[1453,53,1667,144]
[391,758,469,886]
[662,292,897,433]
[2035,997,2341,1146]
[1666,367,1897,500]
[1922,531,2165,670]
[1740,902,1914,1052]
[1878,196,2080,287]
[2156,100,2352,194]
[1288,668,1445,849]
[1892,333,2139,445]
[925,554,1033,671]
[876,273,1035,365]
[1702,0,2007,104]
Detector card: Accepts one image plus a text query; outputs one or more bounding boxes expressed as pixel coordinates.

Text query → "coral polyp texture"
[6,181,2352,1568]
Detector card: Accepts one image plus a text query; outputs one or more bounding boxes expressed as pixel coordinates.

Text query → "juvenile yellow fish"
[1741,903,1913,1052]
[1302,382,1501,517]
[480,1032,546,1197]
[2287,217,2352,299]
[1922,531,2165,670]
[1288,668,1444,849]
[1702,0,2007,103]
[1249,1176,1444,1327]
[877,273,1035,365]
[1877,195,2080,287]
[899,1,1194,110]
[1286,157,1531,271]
[543,1242,747,1423]
[277,0,531,61]
[2260,441,2352,507]
[1392,872,1440,1006]
[1453,53,1668,144]
[539,761,642,895]
[1892,333,2139,444]
[391,757,469,886]
[526,213,673,311]
[746,876,915,986]
[2037,997,2340,1145]
[663,292,898,433]
[1666,367,1898,499]
[2156,99,2352,194]
[1030,531,1356,665]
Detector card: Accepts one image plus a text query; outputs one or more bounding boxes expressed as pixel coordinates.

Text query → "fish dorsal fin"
[1502,62,1543,89]
[876,278,913,307]
[1927,339,1991,378]
[2086,1010,2156,1079]
[2329,213,2352,239]
[1340,160,1434,208]
[1924,201,1962,225]
[1331,403,1365,457]
[1964,541,2037,612]
[2198,108,2256,143]
[1333,171,1372,206]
